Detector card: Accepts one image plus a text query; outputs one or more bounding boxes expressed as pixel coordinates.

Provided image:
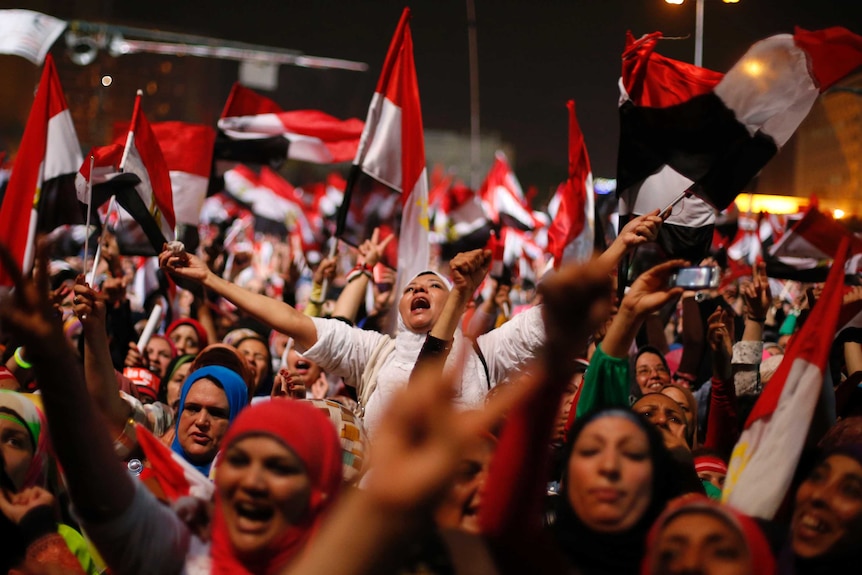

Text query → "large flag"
[617,27,862,266]
[0,54,82,284]
[335,7,429,292]
[478,152,539,231]
[547,100,594,267]
[112,91,176,255]
[722,237,848,519]
[217,83,364,165]
[0,10,66,65]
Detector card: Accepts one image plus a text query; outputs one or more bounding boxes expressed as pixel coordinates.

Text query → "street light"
[665,0,740,68]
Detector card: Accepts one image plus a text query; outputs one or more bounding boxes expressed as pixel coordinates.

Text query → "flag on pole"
[478,151,538,231]
[335,7,429,292]
[218,83,364,165]
[135,424,213,502]
[113,90,176,255]
[722,237,849,519]
[617,27,862,266]
[0,54,82,284]
[547,100,594,267]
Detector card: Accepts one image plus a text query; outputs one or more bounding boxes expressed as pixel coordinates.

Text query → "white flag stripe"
[169,171,209,225]
[619,164,715,228]
[723,358,823,517]
[0,10,66,65]
[361,97,403,192]
[44,109,82,181]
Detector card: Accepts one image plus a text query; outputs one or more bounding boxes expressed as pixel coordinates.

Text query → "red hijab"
[210,399,342,575]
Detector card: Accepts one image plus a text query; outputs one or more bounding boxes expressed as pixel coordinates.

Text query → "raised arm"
[594,209,663,275]
[72,276,132,440]
[159,246,318,350]
[331,228,393,323]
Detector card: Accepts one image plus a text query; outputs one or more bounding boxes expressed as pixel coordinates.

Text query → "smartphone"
[671,266,721,290]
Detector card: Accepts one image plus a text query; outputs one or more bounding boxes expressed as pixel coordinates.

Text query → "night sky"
[9,1,862,186]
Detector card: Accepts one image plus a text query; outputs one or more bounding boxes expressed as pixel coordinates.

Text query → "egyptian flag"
[617,27,862,267]
[335,7,429,293]
[112,91,176,255]
[548,100,594,267]
[217,83,364,165]
[479,152,538,232]
[0,54,82,284]
[135,424,213,502]
[723,238,848,519]
[432,181,492,260]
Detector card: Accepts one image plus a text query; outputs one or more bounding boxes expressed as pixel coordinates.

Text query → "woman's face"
[284,349,322,392]
[170,325,201,356]
[791,454,862,559]
[434,434,494,534]
[633,394,688,450]
[0,417,34,491]
[238,339,269,390]
[397,273,449,333]
[651,512,752,575]
[566,416,653,533]
[217,435,312,558]
[167,362,192,414]
[145,337,173,378]
[660,387,694,445]
[636,352,671,395]
[177,378,231,465]
[554,374,583,447]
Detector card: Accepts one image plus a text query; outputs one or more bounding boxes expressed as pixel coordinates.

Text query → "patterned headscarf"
[0,390,50,489]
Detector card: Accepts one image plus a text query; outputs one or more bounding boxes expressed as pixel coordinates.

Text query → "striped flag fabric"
[135,424,213,502]
[0,10,66,65]
[547,100,594,267]
[0,54,82,284]
[479,151,539,231]
[722,237,849,519]
[113,91,176,255]
[617,27,862,265]
[335,7,429,291]
[218,83,364,165]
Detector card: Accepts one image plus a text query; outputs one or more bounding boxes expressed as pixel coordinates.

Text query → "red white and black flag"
[547,100,594,268]
[478,152,539,232]
[0,54,82,284]
[335,7,429,291]
[617,27,862,265]
[112,91,176,255]
[218,83,364,165]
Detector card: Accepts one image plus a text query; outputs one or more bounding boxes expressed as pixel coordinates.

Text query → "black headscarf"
[551,407,688,575]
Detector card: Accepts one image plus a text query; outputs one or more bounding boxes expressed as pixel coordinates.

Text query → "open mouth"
[235,501,275,525]
[411,296,430,311]
[797,513,828,535]
[295,359,310,372]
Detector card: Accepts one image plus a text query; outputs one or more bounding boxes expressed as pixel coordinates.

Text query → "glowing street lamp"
[665,0,740,68]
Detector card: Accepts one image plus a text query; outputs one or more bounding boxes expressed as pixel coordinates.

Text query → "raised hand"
[158,245,211,284]
[0,241,67,354]
[312,256,337,286]
[357,227,394,268]
[449,249,492,296]
[622,259,687,318]
[617,209,663,251]
[72,275,108,328]
[741,261,772,321]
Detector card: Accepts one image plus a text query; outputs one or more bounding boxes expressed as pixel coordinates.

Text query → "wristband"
[346,264,373,284]
[14,347,32,369]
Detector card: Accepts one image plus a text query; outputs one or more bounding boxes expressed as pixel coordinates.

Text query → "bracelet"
[13,347,33,369]
[746,315,766,323]
[346,264,373,284]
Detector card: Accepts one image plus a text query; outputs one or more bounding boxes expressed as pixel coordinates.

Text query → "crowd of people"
[1,203,861,575]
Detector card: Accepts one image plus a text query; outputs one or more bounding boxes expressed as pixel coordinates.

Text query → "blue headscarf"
[171,365,249,476]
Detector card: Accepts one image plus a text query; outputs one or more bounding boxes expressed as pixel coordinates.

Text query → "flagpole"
[88,195,117,287]
[319,236,338,304]
[83,155,95,276]
[466,0,481,190]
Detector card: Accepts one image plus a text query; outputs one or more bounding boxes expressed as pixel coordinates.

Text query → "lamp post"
[665,0,739,68]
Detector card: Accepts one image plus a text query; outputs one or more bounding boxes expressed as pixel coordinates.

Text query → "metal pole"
[466,0,481,190]
[694,0,704,67]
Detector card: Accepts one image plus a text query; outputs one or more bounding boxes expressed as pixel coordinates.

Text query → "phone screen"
[675,267,714,289]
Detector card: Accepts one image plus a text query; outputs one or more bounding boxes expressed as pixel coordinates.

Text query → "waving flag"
[218,83,364,165]
[336,7,429,291]
[479,152,538,231]
[135,424,213,502]
[723,238,848,519]
[548,100,594,267]
[617,27,862,266]
[0,10,66,65]
[111,91,176,255]
[0,54,82,284]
